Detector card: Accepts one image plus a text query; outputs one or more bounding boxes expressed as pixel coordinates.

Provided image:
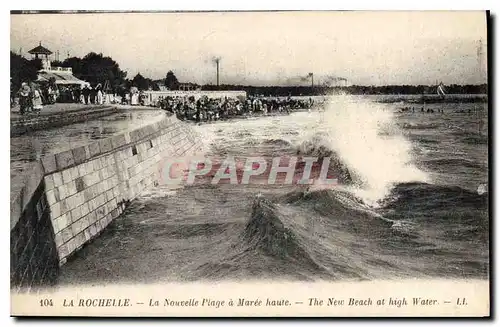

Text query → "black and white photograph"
[9,10,490,317]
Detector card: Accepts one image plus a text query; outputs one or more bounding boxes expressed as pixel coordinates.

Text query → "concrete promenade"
[11,103,112,119]
[11,103,119,136]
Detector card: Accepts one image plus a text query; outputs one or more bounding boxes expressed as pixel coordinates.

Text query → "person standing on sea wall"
[32,85,43,111]
[18,82,31,115]
[96,83,103,105]
[79,85,85,103]
[82,84,90,104]
[29,82,37,112]
[130,89,139,105]
[47,85,55,104]
[89,85,97,104]
[73,85,81,104]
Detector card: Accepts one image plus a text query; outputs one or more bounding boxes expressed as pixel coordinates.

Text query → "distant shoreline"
[374,94,488,104]
[200,84,488,97]
[255,93,488,104]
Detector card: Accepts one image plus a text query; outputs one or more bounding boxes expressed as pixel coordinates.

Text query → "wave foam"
[318,94,430,205]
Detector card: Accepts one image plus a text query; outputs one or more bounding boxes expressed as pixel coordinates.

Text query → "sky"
[10,11,488,86]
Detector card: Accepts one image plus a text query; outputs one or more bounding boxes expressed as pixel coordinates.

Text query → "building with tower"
[27,42,87,87]
[28,41,53,70]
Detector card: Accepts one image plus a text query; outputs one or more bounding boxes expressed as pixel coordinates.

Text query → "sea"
[59,94,489,285]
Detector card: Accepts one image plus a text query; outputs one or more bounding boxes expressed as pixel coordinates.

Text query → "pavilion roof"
[28,43,53,55]
[37,71,86,85]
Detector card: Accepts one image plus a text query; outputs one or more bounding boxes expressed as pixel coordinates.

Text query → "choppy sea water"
[59,95,489,285]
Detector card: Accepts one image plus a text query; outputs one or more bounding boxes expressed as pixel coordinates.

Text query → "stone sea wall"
[10,113,202,291]
[10,162,59,292]
[143,90,247,105]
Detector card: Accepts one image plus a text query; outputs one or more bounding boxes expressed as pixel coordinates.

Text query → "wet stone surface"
[10,109,165,183]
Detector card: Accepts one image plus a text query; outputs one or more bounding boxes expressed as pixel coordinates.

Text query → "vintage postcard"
[10,10,490,317]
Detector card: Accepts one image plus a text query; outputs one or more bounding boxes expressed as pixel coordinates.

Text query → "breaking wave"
[305,94,430,205]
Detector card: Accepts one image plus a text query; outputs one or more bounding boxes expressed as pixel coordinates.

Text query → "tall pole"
[311,73,314,88]
[216,60,219,87]
[213,57,221,88]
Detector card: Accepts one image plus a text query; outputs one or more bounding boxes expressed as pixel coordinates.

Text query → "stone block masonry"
[10,113,202,291]
[10,162,59,292]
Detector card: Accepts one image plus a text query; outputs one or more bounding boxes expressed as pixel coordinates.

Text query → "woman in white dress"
[96,83,103,105]
[32,85,43,111]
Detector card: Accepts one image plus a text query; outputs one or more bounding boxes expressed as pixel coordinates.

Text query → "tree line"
[201,83,488,96]
[11,50,487,96]
[10,52,41,91]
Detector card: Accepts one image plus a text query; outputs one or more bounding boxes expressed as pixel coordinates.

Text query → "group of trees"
[164,71,180,90]
[130,73,160,91]
[55,52,129,93]
[10,51,41,92]
[69,53,124,86]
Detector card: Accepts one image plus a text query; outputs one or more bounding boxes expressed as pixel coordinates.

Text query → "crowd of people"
[15,82,47,115]
[50,83,107,105]
[13,81,110,115]
[12,79,323,121]
[152,95,320,122]
[398,106,450,114]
